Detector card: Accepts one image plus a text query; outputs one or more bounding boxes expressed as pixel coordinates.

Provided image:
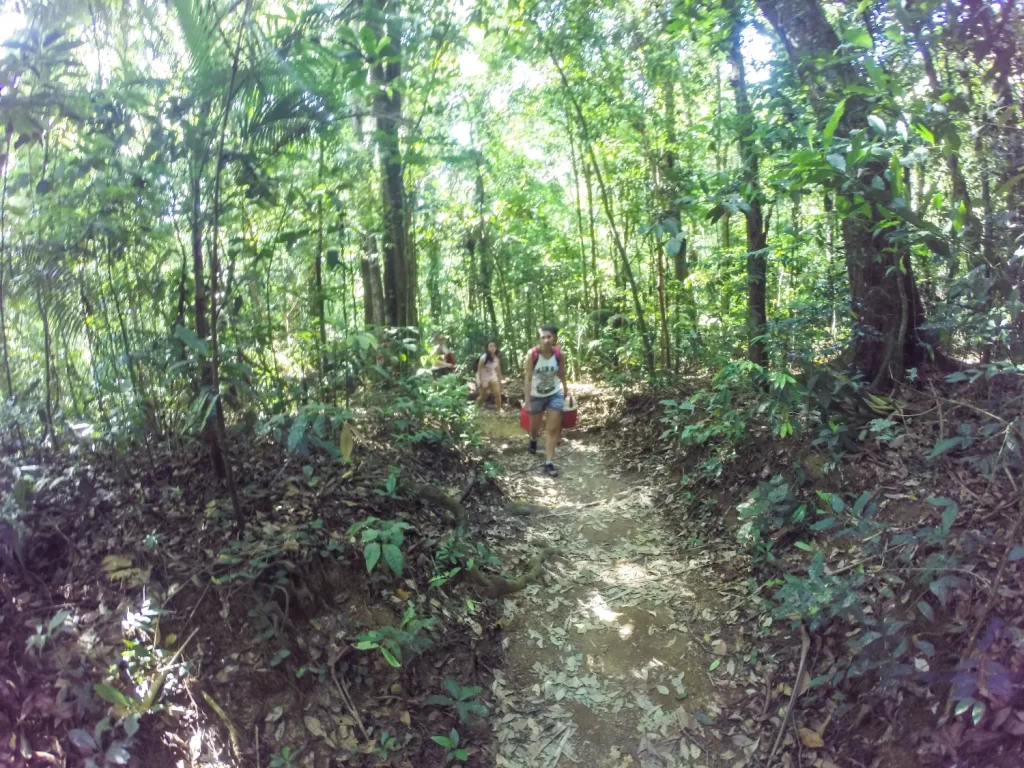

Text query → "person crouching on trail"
[476,341,503,409]
[524,325,569,478]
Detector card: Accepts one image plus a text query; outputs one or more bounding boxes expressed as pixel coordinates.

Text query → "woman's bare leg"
[491,381,503,410]
[544,407,560,462]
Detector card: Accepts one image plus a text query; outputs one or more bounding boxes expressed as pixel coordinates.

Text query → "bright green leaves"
[844,27,874,49]
[822,99,846,150]
[347,517,413,578]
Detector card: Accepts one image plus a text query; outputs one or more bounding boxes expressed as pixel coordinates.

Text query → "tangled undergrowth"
[611,361,1024,768]
[0,355,553,768]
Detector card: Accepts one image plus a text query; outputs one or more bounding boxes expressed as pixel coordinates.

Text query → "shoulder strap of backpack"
[530,346,539,363]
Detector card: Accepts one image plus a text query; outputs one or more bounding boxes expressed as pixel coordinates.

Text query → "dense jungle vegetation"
[1,0,1024,766]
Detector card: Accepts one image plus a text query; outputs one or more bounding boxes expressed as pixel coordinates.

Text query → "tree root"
[407,476,552,597]
[466,546,553,598]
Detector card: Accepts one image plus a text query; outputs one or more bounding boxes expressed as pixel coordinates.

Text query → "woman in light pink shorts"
[476,341,503,409]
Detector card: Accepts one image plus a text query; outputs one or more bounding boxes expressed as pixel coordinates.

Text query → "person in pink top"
[475,341,503,409]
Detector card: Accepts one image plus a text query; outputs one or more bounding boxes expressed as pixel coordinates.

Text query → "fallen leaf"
[798,727,824,748]
[305,716,325,738]
[400,711,411,726]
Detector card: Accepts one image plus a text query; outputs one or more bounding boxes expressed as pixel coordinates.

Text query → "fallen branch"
[201,690,244,762]
[767,623,810,767]
[330,656,370,741]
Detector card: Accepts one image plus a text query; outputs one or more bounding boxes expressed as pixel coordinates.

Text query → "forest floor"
[478,405,754,768]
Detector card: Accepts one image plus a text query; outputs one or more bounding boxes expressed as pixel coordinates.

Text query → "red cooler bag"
[520,395,578,430]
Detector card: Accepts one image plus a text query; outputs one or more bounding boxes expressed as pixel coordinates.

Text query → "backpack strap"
[531,345,562,365]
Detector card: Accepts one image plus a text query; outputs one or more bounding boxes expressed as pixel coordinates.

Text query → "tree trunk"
[361,234,386,328]
[315,195,327,382]
[207,0,252,521]
[727,13,769,367]
[36,285,54,441]
[582,151,601,311]
[0,130,14,400]
[566,117,591,313]
[756,0,935,384]
[369,0,411,327]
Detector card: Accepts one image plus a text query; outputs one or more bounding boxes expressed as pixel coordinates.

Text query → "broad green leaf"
[382,544,403,576]
[173,324,209,358]
[916,600,935,622]
[364,542,381,573]
[928,438,965,460]
[823,100,846,149]
[867,115,886,134]
[1008,545,1024,562]
[994,172,1024,198]
[287,411,309,453]
[94,683,132,709]
[826,153,847,173]
[381,647,401,667]
[845,27,873,49]
[794,541,814,552]
[340,421,355,462]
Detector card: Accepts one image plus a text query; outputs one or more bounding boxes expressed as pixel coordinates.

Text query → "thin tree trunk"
[208,0,253,521]
[315,190,327,385]
[36,285,53,440]
[582,152,601,311]
[369,0,410,327]
[566,117,591,312]
[0,129,14,399]
[728,13,769,366]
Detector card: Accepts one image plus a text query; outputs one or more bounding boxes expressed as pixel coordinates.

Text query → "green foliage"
[426,679,489,723]
[431,727,469,763]
[354,603,437,668]
[346,516,413,578]
[269,746,300,768]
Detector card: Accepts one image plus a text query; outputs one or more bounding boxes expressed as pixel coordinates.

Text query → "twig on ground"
[186,579,212,624]
[550,725,574,768]
[330,657,370,741]
[930,382,945,442]
[767,623,810,768]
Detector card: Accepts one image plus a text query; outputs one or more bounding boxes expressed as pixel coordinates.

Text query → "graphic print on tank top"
[531,353,559,397]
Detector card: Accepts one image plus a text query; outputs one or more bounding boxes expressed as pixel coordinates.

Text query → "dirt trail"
[478,409,746,768]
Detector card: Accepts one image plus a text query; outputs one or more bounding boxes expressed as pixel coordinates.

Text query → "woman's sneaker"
[544,462,559,478]
[529,439,538,454]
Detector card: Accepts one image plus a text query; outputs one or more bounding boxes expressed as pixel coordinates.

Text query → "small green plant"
[371,730,400,760]
[374,468,400,499]
[427,678,488,723]
[346,516,413,577]
[736,476,807,549]
[354,604,437,667]
[26,609,72,656]
[431,727,469,763]
[269,746,300,768]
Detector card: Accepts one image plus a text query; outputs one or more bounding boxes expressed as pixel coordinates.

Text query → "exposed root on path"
[408,478,553,597]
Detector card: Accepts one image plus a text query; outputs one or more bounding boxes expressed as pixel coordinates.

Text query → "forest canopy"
[0,0,1021,444]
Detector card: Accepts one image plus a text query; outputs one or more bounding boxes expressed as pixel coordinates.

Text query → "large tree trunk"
[727,14,769,367]
[756,0,934,385]
[361,235,386,328]
[369,0,411,327]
